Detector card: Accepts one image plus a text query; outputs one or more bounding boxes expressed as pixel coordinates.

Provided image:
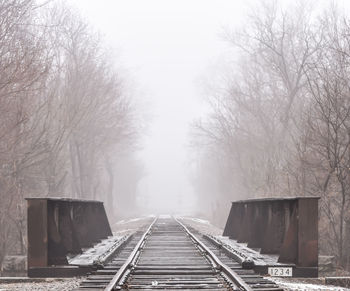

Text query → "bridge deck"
[76,217,283,291]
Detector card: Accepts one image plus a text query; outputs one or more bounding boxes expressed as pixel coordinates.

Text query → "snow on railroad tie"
[68,235,129,267]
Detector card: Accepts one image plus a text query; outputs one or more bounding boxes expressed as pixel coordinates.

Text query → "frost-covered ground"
[269,277,350,291]
[112,215,155,235]
[0,278,83,291]
[179,216,350,291]
[179,216,223,236]
[269,278,349,291]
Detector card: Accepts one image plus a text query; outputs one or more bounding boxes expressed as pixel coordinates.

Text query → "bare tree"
[304,7,350,265]
[192,1,320,214]
[192,1,350,270]
[0,1,141,270]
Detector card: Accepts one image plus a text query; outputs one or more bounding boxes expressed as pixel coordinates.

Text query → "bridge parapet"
[26,197,112,277]
[223,197,319,277]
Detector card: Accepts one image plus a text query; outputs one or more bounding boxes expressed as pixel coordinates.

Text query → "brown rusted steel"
[26,197,112,276]
[27,199,48,268]
[223,197,320,277]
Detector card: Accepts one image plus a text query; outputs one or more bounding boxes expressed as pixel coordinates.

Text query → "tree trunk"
[105,157,114,217]
[344,218,350,270]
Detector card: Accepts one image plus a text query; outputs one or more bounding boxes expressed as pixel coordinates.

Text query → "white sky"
[71,0,349,214]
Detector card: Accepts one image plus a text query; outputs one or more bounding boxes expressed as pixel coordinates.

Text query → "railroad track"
[76,217,284,291]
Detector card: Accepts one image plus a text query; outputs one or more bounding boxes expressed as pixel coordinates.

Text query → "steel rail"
[93,234,133,267]
[204,234,255,269]
[175,217,253,291]
[104,217,157,291]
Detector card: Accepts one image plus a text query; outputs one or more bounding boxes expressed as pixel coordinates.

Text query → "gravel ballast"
[0,277,83,291]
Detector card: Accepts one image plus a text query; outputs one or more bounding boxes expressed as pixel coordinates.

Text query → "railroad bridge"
[26,197,319,290]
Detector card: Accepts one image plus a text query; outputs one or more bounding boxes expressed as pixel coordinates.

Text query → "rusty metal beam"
[26,197,112,277]
[223,197,320,277]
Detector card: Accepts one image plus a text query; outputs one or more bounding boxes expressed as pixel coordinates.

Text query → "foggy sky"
[72,0,347,214]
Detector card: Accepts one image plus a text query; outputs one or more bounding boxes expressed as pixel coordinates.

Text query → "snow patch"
[270,278,348,290]
[183,217,211,225]
[114,215,155,225]
[159,214,171,218]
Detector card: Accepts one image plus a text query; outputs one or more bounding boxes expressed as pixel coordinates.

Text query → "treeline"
[193,2,350,268]
[0,1,140,269]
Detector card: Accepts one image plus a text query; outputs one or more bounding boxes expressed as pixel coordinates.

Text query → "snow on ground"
[270,278,349,290]
[111,215,155,235]
[0,278,83,291]
[189,217,211,224]
[159,214,172,218]
[115,216,155,224]
[178,216,223,236]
